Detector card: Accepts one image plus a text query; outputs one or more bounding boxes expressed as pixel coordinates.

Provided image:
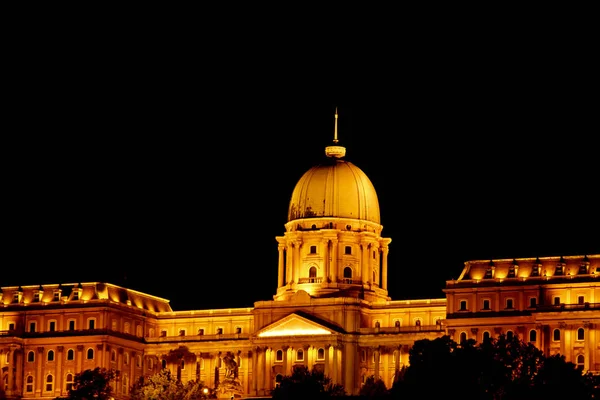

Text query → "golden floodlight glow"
[258,327,331,337]
[257,318,332,337]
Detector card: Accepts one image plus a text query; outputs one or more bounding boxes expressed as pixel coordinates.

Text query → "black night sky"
[4,11,598,311]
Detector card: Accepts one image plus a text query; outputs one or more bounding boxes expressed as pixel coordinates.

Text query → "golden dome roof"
[287,109,380,224]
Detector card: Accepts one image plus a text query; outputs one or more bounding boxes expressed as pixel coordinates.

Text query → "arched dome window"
[343,267,353,283]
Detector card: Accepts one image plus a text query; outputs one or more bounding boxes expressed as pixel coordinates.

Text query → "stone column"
[381,245,389,290]
[76,345,84,374]
[343,342,356,395]
[361,243,368,284]
[303,345,310,367]
[293,241,301,285]
[129,352,135,394]
[324,240,330,282]
[263,348,271,393]
[332,344,341,384]
[282,345,290,376]
[278,245,285,288]
[256,347,264,395]
[6,348,15,394]
[373,347,380,380]
[585,322,594,371]
[559,323,567,358]
[36,347,44,396]
[251,348,258,395]
[286,244,293,285]
[56,346,64,396]
[324,344,331,377]
[14,347,23,396]
[331,240,338,283]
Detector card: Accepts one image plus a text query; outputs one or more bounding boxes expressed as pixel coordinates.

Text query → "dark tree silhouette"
[64,367,115,400]
[271,365,345,400]
[390,334,600,400]
[359,375,389,399]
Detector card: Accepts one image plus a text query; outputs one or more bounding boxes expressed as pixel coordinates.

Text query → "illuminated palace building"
[1,113,599,399]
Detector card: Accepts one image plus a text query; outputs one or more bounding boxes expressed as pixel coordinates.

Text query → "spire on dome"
[325,107,346,158]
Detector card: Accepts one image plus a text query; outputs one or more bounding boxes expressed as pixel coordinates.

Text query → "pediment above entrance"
[256,312,341,337]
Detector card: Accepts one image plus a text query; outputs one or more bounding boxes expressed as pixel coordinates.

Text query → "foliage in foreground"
[63,367,115,400]
[130,369,214,400]
[271,365,346,399]
[390,334,600,400]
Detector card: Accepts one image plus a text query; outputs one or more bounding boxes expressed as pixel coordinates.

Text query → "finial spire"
[325,107,346,158]
[333,107,339,143]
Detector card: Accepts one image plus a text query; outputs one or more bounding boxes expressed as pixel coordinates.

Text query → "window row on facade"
[457,295,589,312]
[455,327,587,344]
[18,348,142,366]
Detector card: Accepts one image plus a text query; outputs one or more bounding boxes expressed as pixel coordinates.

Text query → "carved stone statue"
[223,352,238,378]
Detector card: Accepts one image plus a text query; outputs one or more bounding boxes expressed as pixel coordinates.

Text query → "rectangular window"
[72,291,79,300]
[483,299,490,310]
[53,292,60,301]
[310,245,317,254]
[459,300,467,311]
[344,246,352,255]
[8,323,15,331]
[69,320,76,331]
[88,319,95,330]
[506,299,514,309]
[529,297,537,308]
[554,297,561,306]
[49,321,56,332]
[29,322,36,333]
[578,296,585,305]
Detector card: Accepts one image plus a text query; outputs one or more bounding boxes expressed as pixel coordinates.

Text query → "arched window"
[460,331,467,343]
[67,349,75,361]
[27,351,35,362]
[309,267,317,282]
[374,321,380,328]
[577,327,585,341]
[161,359,167,369]
[394,320,401,328]
[26,375,34,393]
[297,349,304,361]
[86,348,94,360]
[343,267,352,283]
[122,374,129,395]
[529,329,537,342]
[276,349,283,362]
[66,373,74,391]
[45,374,53,392]
[553,329,561,341]
[47,350,55,362]
[124,352,130,365]
[111,350,117,362]
[415,319,421,327]
[577,354,585,369]
[317,348,325,360]
[137,355,142,368]
[506,330,514,341]
[483,331,491,342]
